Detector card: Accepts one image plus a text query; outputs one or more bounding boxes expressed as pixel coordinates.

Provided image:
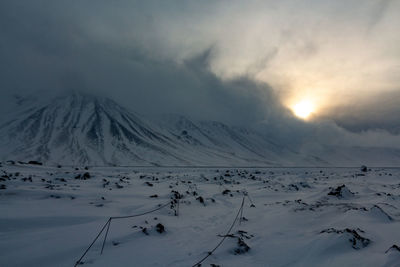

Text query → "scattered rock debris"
[320,228,370,249]
[234,237,250,254]
[328,185,354,198]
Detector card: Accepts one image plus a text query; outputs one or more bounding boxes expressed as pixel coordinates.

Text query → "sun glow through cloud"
[292,100,314,119]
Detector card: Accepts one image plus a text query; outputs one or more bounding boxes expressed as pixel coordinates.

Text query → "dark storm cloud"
[0,0,285,125]
[324,90,400,134]
[0,0,399,149]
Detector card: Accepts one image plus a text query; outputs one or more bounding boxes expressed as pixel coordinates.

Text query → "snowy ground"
[1,163,400,267]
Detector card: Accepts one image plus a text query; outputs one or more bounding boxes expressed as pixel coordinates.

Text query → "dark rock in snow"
[320,228,370,249]
[360,165,368,172]
[171,190,183,199]
[234,238,250,254]
[142,227,149,235]
[28,161,42,165]
[115,183,124,189]
[156,223,165,233]
[22,177,33,182]
[328,185,354,198]
[196,196,205,205]
[222,189,231,195]
[75,172,91,180]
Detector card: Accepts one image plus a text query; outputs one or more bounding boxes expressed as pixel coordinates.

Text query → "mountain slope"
[1,92,400,166]
[0,93,282,165]
[0,93,191,165]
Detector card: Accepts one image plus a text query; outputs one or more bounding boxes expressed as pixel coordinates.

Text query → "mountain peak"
[1,92,400,166]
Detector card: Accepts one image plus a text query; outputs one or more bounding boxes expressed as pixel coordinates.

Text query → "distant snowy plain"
[1,163,399,267]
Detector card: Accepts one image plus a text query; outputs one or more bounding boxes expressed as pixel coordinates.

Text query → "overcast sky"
[0,0,399,137]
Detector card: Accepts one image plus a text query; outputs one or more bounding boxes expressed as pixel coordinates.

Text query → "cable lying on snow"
[75,194,249,266]
[74,201,172,266]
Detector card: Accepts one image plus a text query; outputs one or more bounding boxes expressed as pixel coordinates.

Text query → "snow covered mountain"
[0,92,283,166]
[0,93,185,165]
[0,92,399,166]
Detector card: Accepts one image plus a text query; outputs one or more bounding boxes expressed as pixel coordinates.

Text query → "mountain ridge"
[1,92,400,166]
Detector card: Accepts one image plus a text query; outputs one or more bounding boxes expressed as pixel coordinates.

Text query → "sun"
[292,100,314,119]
